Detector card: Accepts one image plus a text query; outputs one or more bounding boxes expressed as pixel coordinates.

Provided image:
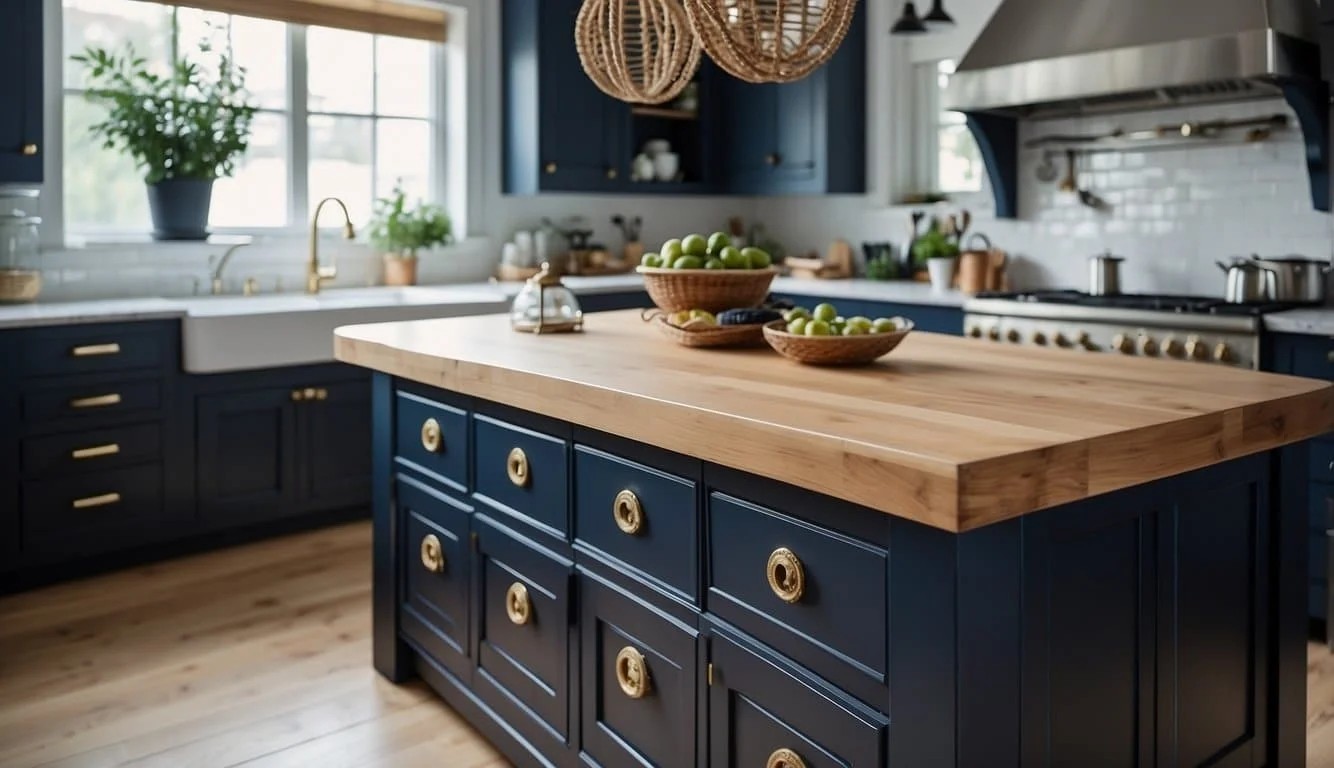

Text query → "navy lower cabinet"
[772,292,964,335]
[371,374,1308,766]
[0,0,42,184]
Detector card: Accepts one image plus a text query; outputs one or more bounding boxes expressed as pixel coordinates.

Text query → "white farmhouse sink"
[181,285,510,373]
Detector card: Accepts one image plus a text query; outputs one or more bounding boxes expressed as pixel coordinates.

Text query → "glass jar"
[0,210,40,270]
[510,263,583,334]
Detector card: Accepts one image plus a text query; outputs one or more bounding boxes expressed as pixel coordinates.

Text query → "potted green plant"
[368,185,453,286]
[910,223,961,292]
[72,22,256,240]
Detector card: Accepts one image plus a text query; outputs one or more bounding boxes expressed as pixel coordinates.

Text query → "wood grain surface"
[334,311,1334,531]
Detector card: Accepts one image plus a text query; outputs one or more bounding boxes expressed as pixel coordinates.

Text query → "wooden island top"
[335,310,1333,532]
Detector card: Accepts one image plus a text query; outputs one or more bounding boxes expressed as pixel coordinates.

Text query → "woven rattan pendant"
[682,0,858,83]
[576,0,702,104]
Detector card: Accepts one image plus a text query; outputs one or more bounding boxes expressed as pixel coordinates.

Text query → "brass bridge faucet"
[308,197,355,294]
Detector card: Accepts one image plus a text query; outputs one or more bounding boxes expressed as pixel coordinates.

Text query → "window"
[921,59,983,195]
[61,0,441,236]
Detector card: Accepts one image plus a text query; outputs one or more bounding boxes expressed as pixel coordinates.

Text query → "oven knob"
[1163,336,1185,359]
[1185,336,1208,361]
[1213,342,1234,364]
[1030,330,1048,346]
[1006,328,1021,343]
[1054,332,1073,349]
[1136,335,1159,357]
[987,326,1001,342]
[967,324,983,339]
[1077,332,1099,351]
[1112,333,1134,354]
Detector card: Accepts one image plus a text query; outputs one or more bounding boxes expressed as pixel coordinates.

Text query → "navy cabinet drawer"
[707,492,888,697]
[474,514,573,745]
[579,571,698,768]
[474,414,569,537]
[20,323,168,378]
[1285,335,1334,380]
[398,476,471,680]
[574,445,697,601]
[395,390,468,493]
[1310,443,1334,484]
[22,378,161,426]
[21,463,166,555]
[708,631,887,768]
[21,422,161,478]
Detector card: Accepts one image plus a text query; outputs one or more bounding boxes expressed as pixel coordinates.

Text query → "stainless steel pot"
[1217,258,1276,303]
[1250,255,1330,304]
[1089,251,1123,296]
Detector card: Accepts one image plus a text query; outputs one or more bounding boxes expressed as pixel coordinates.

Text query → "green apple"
[847,316,873,332]
[871,318,898,334]
[843,324,868,336]
[641,252,663,268]
[682,234,709,257]
[812,303,838,323]
[704,258,725,270]
[786,317,809,335]
[661,238,684,261]
[784,307,811,321]
[673,255,704,269]
[689,309,716,324]
[707,232,731,255]
[805,319,832,336]
[720,246,748,269]
[742,247,772,269]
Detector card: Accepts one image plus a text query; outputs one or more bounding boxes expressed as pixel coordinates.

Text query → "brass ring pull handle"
[506,582,532,625]
[767,748,807,768]
[612,489,643,535]
[766,548,805,604]
[614,646,651,699]
[507,447,530,488]
[420,534,445,573]
[421,418,443,453]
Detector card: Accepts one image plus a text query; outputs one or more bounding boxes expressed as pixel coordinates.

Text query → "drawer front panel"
[21,463,166,555]
[1286,335,1334,381]
[395,391,469,493]
[475,515,572,740]
[22,379,161,426]
[574,445,697,600]
[580,572,697,768]
[21,323,167,378]
[708,492,888,687]
[709,632,886,768]
[1310,442,1334,485]
[21,422,161,478]
[399,477,472,679]
[474,414,569,536]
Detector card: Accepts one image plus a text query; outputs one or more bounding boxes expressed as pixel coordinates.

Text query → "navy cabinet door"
[0,334,16,570]
[398,475,472,681]
[196,388,297,524]
[723,83,780,192]
[0,0,42,184]
[302,379,372,513]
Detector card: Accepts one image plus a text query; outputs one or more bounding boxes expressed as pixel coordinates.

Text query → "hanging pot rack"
[1023,113,1290,153]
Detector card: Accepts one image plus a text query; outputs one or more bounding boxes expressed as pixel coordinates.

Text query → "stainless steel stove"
[963,291,1300,370]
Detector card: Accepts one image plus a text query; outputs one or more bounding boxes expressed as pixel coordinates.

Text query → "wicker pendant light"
[576,0,702,105]
[682,0,859,83]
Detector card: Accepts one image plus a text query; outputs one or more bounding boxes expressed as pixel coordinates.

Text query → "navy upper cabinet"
[0,0,43,184]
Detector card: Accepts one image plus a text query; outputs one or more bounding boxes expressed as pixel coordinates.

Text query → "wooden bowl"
[652,314,768,348]
[637,266,778,313]
[762,318,914,365]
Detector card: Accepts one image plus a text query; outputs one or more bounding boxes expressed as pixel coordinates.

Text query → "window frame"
[915,57,982,197]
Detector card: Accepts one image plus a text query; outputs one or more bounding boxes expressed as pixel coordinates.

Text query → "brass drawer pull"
[70,393,122,409]
[507,447,530,488]
[614,646,651,699]
[421,418,443,453]
[420,534,445,573]
[72,443,121,460]
[767,748,807,768]
[71,343,122,357]
[506,581,532,625]
[73,492,121,510]
[21,143,38,156]
[766,548,805,604]
[613,489,644,535]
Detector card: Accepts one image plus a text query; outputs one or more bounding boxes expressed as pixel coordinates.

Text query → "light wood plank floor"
[0,521,1330,767]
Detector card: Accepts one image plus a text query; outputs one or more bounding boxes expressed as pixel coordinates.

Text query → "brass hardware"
[421,418,443,453]
[72,443,121,460]
[764,153,781,166]
[612,489,643,535]
[308,197,353,295]
[1005,328,1021,343]
[606,167,618,180]
[21,143,38,156]
[707,663,714,686]
[505,582,532,625]
[767,748,807,768]
[986,326,1001,342]
[544,162,558,174]
[507,447,530,487]
[71,343,121,357]
[313,388,328,401]
[614,646,651,699]
[1112,333,1133,354]
[766,547,805,604]
[1214,342,1234,364]
[1136,335,1158,357]
[1326,349,1333,363]
[1029,330,1047,346]
[70,393,122,409]
[420,534,445,573]
[243,277,259,296]
[1163,336,1185,359]
[291,389,305,402]
[209,242,250,295]
[470,530,479,550]
[73,492,121,510]
[1185,336,1207,361]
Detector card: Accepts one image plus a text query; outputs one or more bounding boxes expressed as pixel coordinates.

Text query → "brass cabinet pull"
[421,418,443,453]
[70,393,122,409]
[544,162,557,174]
[767,748,807,768]
[764,152,781,166]
[291,389,305,402]
[72,443,121,460]
[612,489,644,535]
[614,646,651,699]
[506,581,532,625]
[507,447,530,488]
[21,143,38,156]
[291,388,329,402]
[71,343,121,357]
[1327,349,1334,363]
[766,548,805,604]
[606,167,618,180]
[420,534,445,573]
[73,492,121,510]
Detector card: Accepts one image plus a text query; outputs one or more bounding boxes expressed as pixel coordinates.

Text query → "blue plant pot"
[147,178,214,241]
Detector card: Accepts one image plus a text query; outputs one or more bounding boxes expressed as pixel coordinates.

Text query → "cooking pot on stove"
[1088,251,1123,296]
[1249,255,1330,304]
[1217,258,1276,304]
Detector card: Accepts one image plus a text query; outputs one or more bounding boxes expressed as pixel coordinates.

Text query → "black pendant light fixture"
[890,2,928,34]
[923,0,955,27]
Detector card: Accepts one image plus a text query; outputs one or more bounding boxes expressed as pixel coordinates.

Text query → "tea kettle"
[1216,258,1276,304]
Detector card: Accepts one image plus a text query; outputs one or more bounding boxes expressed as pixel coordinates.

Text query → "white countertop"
[769,277,967,307]
[1264,308,1334,336]
[0,298,187,329]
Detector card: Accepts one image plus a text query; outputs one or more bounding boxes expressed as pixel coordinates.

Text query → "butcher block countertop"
[335,310,1334,532]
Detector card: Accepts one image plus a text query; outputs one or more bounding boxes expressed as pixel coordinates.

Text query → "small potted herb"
[911,223,961,292]
[368,185,453,286]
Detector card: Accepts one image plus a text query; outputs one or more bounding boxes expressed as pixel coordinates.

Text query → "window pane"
[211,112,289,228]
[63,0,171,89]
[939,123,983,193]
[308,26,374,114]
[375,36,433,118]
[175,10,288,110]
[376,119,431,203]
[64,93,151,231]
[309,115,373,224]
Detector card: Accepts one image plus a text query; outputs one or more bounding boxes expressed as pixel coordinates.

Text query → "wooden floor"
[0,521,1330,768]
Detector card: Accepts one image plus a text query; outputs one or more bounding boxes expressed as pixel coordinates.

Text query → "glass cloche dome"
[510,262,583,334]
